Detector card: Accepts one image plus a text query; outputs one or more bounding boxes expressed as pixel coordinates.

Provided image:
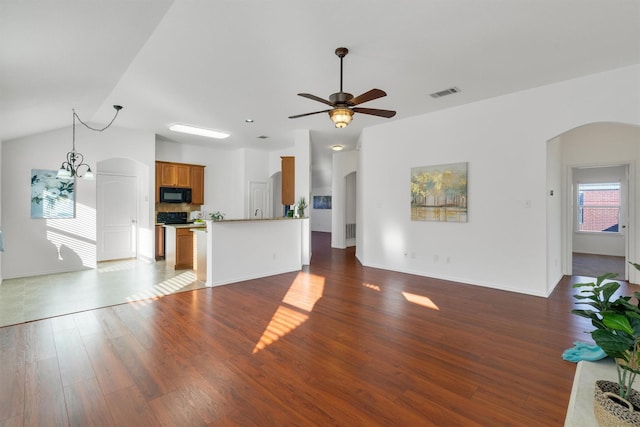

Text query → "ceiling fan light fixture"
[329,108,353,128]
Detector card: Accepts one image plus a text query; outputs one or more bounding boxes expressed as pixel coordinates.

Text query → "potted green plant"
[209,211,225,221]
[572,264,640,425]
[296,197,308,217]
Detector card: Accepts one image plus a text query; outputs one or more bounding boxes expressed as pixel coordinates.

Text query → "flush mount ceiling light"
[58,105,123,180]
[331,144,344,151]
[169,123,230,139]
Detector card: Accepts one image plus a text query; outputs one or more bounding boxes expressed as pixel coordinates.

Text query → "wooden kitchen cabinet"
[175,164,191,187]
[164,226,196,269]
[157,161,195,188]
[190,166,205,205]
[159,162,177,186]
[281,156,295,205]
[155,225,165,259]
[156,161,205,204]
[175,228,194,269]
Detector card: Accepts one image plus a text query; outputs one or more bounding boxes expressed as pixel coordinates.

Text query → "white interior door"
[97,174,137,261]
[249,181,269,219]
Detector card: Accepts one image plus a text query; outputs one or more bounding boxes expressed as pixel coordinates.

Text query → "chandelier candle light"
[58,105,123,179]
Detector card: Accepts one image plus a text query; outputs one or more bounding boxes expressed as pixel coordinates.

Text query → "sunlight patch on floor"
[126,271,198,306]
[362,282,381,291]
[252,306,309,353]
[402,291,440,310]
[282,272,326,311]
[253,271,325,354]
[97,259,141,273]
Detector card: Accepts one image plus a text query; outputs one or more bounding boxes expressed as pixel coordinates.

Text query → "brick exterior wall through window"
[579,186,620,232]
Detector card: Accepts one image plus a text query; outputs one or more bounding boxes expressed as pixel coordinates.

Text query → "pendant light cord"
[73,105,122,133]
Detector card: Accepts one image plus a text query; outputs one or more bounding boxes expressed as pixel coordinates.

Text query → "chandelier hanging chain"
[73,106,122,133]
[58,105,123,179]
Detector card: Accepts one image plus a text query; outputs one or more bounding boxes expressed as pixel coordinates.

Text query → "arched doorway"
[548,122,639,282]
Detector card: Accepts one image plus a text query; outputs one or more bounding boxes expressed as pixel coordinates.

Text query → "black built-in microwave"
[159,187,192,203]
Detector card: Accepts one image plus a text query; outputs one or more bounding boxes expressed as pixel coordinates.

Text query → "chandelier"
[57,105,123,179]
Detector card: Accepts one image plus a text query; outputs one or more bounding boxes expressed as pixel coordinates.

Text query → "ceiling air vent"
[429,87,461,99]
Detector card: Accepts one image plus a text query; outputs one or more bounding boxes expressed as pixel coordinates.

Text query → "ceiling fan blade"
[289,109,331,119]
[297,93,335,107]
[348,88,387,106]
[353,107,396,118]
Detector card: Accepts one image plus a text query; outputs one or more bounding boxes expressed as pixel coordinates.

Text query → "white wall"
[2,125,155,279]
[357,65,640,297]
[0,137,3,283]
[546,137,562,293]
[242,148,270,218]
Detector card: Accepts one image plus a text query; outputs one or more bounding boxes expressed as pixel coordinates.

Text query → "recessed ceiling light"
[331,144,344,151]
[169,123,230,139]
[245,118,254,123]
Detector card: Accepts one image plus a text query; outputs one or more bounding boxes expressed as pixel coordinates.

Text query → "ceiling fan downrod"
[335,47,348,94]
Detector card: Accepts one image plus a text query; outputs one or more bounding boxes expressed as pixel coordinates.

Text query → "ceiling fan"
[289,47,396,128]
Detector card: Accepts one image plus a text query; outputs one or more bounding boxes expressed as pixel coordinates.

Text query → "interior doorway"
[249,181,270,219]
[345,171,357,247]
[97,173,138,261]
[569,164,629,280]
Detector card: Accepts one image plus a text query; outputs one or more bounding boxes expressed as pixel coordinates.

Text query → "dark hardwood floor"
[2,232,633,426]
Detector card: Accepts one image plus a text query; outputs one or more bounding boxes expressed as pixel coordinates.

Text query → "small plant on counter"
[209,211,225,221]
[296,197,308,217]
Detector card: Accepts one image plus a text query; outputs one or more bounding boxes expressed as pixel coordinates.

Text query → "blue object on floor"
[562,341,607,362]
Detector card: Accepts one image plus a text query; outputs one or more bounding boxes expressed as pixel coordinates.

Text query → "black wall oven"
[159,187,192,203]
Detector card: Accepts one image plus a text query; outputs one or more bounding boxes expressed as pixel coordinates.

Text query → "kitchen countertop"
[210,217,306,223]
[161,223,207,228]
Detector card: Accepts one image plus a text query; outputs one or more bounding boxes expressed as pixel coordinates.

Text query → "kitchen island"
[163,223,206,269]
[205,217,310,287]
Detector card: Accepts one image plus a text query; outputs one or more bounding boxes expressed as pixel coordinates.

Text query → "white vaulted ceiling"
[1,0,639,188]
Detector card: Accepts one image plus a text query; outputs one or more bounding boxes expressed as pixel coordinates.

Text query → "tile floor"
[0,259,206,328]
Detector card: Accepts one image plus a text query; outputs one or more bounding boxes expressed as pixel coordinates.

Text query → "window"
[577,182,621,233]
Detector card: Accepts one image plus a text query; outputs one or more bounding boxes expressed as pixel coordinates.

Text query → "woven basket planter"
[594,380,640,427]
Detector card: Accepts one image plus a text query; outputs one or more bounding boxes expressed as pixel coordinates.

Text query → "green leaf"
[630,317,640,336]
[601,281,621,302]
[596,273,619,286]
[592,329,633,357]
[603,313,634,335]
[572,294,597,301]
[573,282,595,289]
